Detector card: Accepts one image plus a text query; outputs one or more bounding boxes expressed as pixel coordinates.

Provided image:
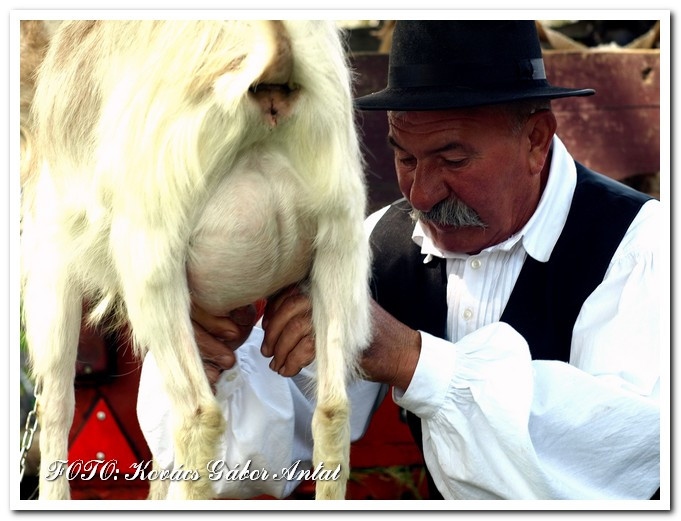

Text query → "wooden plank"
[545,50,661,109]
[545,50,660,180]
[552,107,659,180]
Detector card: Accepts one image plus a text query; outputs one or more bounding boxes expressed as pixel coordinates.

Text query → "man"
[137,20,661,500]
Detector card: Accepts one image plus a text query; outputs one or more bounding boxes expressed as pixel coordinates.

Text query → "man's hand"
[260,286,422,389]
[360,300,421,391]
[261,285,316,377]
[191,303,258,389]
[192,287,423,391]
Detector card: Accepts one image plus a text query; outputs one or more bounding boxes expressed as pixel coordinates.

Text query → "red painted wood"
[68,397,139,473]
[69,326,151,499]
[350,393,424,468]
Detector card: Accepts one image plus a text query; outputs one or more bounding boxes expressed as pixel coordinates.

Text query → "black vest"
[369,163,652,499]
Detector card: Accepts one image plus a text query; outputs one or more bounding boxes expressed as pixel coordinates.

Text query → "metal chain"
[19,383,40,483]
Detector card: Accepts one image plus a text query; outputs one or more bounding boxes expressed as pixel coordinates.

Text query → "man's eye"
[398,156,416,166]
[444,158,467,167]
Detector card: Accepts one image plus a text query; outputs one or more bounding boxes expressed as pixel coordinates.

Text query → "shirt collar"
[412,135,577,262]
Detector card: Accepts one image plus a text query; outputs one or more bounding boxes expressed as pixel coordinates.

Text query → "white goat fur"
[21,20,371,500]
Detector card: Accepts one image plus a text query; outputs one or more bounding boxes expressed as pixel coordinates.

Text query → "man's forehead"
[387,107,500,133]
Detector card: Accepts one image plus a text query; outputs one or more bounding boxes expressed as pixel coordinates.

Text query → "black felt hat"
[355,20,595,110]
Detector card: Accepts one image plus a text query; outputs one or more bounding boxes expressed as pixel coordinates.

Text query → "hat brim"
[354,85,595,111]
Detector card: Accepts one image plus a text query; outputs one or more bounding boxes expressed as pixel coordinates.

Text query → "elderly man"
[137,20,661,500]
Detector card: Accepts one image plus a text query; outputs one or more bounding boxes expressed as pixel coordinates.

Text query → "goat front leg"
[23,251,82,499]
[111,220,223,500]
[308,213,371,500]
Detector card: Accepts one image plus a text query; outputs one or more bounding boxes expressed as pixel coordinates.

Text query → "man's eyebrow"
[387,135,403,151]
[432,142,466,154]
[387,135,467,155]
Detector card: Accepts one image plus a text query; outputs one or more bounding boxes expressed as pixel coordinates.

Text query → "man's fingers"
[203,361,223,390]
[268,314,315,373]
[193,319,237,390]
[262,285,303,330]
[190,302,261,392]
[191,304,242,341]
[259,284,316,376]
[275,336,316,377]
[193,319,237,369]
[192,303,256,352]
[262,289,311,357]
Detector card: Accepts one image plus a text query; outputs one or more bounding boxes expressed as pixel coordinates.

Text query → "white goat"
[21,20,371,500]
[19,20,61,187]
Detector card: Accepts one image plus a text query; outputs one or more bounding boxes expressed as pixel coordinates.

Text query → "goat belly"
[186,150,316,316]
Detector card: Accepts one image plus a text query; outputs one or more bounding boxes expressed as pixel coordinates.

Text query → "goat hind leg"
[23,260,82,499]
[111,226,223,500]
[146,459,170,499]
[306,207,371,500]
[311,326,352,500]
[145,333,225,500]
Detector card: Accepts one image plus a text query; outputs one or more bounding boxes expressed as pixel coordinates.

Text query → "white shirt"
[137,329,383,499]
[137,136,661,500]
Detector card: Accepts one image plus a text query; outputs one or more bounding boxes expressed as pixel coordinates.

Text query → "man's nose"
[409,164,449,213]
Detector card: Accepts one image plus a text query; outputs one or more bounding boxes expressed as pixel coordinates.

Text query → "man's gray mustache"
[410,197,488,229]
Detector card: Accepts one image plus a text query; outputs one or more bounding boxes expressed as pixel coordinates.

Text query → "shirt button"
[463,308,473,321]
[225,371,237,382]
[471,258,482,270]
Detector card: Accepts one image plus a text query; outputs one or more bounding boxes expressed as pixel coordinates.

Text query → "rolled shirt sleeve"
[393,322,659,499]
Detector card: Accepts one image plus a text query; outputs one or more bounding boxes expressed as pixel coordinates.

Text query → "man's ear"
[526,110,557,176]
